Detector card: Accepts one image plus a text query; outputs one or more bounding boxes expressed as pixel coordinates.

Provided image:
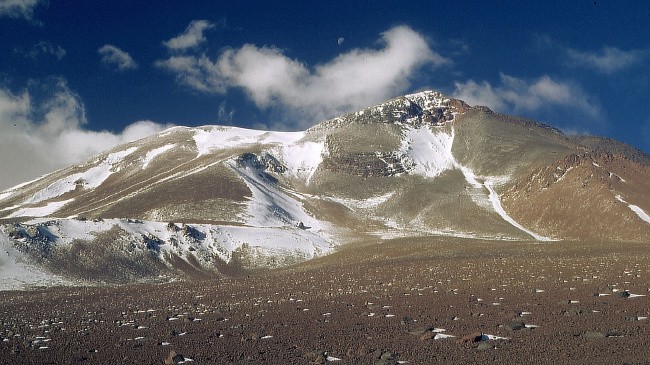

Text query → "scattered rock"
[565,307,592,316]
[504,321,526,331]
[346,345,371,357]
[408,327,429,336]
[304,350,327,364]
[458,332,483,346]
[477,342,495,350]
[583,331,607,339]
[164,350,186,365]
[376,350,399,365]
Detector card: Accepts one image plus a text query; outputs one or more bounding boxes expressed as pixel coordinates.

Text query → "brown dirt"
[1,238,649,364]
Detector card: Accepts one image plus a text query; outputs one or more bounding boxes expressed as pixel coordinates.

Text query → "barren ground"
[1,237,649,364]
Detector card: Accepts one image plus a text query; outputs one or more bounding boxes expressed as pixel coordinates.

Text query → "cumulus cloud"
[156,25,449,126]
[453,73,601,119]
[0,0,43,19]
[0,81,171,190]
[163,20,215,51]
[98,44,138,71]
[566,46,644,73]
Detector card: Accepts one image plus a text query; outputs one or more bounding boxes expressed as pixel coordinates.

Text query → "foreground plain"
[1,237,649,364]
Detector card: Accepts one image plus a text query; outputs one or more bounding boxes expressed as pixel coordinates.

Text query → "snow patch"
[615,195,650,225]
[193,126,304,156]
[485,179,554,241]
[193,126,325,185]
[400,125,455,178]
[228,161,327,233]
[0,234,71,290]
[273,140,325,185]
[142,144,176,169]
[327,192,394,211]
[8,199,75,218]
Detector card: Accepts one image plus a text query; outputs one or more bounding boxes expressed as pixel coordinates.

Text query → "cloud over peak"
[157,25,450,127]
[453,73,601,120]
[98,44,138,71]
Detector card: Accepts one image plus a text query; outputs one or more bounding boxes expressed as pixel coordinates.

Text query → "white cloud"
[0,0,42,19]
[156,25,449,126]
[566,46,644,73]
[98,44,138,71]
[0,81,171,190]
[217,101,235,124]
[453,73,601,119]
[25,41,66,60]
[163,20,214,51]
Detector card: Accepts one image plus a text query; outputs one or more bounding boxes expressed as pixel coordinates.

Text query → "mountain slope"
[1,90,649,287]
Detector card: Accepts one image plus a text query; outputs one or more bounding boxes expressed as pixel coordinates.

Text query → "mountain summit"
[1,91,648,287]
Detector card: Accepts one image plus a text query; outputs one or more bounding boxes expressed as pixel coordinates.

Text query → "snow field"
[1,216,333,289]
[0,234,71,290]
[399,125,455,178]
[8,199,75,218]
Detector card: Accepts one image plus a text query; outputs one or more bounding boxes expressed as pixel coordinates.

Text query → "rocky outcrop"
[321,150,407,178]
[236,152,287,173]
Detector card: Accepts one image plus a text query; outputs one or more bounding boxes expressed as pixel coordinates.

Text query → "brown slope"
[501,153,650,242]
[452,107,580,178]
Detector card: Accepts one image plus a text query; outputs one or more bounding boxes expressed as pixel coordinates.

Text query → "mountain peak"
[312,90,471,131]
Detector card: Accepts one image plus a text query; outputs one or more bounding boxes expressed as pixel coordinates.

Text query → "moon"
[337,37,344,45]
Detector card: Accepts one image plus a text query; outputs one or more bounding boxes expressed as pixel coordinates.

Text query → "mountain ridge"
[1,90,648,288]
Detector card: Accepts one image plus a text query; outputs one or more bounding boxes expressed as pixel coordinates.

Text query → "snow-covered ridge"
[193,126,305,156]
[193,126,326,184]
[1,217,335,289]
[23,147,138,205]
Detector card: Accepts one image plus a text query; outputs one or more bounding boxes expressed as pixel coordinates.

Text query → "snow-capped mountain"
[1,91,648,288]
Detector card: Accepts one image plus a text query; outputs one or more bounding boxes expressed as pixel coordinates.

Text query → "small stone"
[504,321,526,331]
[408,327,429,336]
[477,342,494,350]
[565,307,592,316]
[164,350,186,365]
[377,351,398,365]
[458,332,483,345]
[583,331,606,339]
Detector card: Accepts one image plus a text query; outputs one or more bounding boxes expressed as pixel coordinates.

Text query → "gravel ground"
[1,238,649,364]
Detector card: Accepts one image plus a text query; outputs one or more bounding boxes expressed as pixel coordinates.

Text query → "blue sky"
[0,0,649,189]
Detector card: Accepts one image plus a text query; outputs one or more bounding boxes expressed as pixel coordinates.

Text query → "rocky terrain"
[1,237,649,364]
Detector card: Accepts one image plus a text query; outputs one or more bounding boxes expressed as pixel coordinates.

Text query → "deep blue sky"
[1,0,649,188]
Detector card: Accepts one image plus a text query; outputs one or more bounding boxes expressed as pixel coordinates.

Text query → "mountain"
[1,90,649,288]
